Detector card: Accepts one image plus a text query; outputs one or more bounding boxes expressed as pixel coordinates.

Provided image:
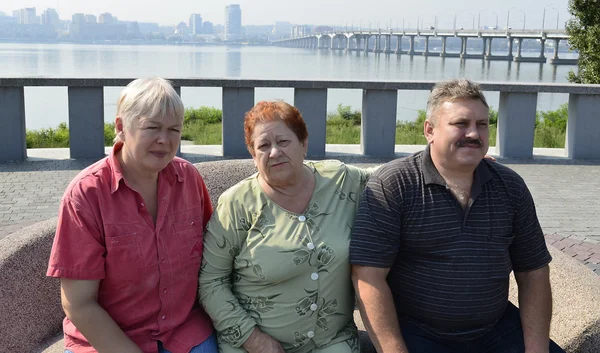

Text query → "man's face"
[425,99,490,169]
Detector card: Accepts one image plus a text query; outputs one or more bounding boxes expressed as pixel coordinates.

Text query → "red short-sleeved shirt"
[47,142,214,353]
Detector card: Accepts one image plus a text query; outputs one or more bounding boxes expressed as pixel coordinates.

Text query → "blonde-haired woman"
[47,77,217,353]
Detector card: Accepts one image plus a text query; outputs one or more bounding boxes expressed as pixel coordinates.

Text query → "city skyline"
[2,0,572,29]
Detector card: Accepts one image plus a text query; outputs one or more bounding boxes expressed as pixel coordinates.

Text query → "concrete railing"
[1,78,600,162]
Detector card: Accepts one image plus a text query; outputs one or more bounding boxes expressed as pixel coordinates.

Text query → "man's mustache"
[457,138,482,147]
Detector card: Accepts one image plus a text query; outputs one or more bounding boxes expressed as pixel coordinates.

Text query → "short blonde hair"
[426,78,489,125]
[115,77,184,142]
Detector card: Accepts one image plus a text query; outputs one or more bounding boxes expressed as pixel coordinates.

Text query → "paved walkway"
[2,145,600,274]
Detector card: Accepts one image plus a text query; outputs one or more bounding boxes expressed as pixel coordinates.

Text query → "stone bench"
[0,160,598,352]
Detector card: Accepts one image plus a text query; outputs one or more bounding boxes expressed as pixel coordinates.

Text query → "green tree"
[566,0,600,83]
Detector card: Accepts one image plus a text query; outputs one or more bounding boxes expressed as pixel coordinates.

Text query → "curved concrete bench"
[1,159,598,352]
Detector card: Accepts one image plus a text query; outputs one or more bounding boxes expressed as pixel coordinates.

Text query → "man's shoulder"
[374,151,423,181]
[484,160,527,188]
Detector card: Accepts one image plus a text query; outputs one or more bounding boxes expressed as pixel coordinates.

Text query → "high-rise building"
[224,4,242,41]
[72,13,85,25]
[14,8,37,24]
[99,13,114,25]
[189,14,203,35]
[85,15,97,24]
[41,8,60,28]
[203,21,214,34]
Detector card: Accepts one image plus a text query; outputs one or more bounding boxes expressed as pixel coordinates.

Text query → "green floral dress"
[199,160,375,353]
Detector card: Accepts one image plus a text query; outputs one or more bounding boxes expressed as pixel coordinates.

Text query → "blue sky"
[2,0,571,29]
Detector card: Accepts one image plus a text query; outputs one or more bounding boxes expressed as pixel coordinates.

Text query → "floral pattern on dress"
[238,293,282,324]
[236,203,274,237]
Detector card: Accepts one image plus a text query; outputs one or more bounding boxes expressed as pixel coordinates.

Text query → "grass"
[25,103,568,149]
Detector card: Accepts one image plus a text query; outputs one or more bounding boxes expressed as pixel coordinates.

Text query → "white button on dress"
[298,215,306,222]
[307,331,315,338]
[307,242,315,250]
[310,303,318,311]
[311,273,319,280]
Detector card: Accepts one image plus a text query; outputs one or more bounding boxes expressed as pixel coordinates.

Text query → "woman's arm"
[61,279,142,353]
[198,200,261,349]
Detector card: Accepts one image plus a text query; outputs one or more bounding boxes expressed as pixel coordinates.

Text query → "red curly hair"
[244,101,309,156]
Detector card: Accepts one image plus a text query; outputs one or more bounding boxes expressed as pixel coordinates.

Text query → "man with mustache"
[350,79,565,353]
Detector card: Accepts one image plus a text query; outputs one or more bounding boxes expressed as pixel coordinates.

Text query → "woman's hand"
[242,327,285,353]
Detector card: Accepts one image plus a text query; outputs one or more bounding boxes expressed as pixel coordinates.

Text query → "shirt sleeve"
[47,193,106,280]
[509,184,552,272]
[198,174,213,229]
[349,173,403,268]
[198,199,257,348]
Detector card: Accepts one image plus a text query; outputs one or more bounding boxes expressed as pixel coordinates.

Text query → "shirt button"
[310,303,318,311]
[140,203,144,207]
[307,242,315,250]
[191,221,195,226]
[307,331,315,338]
[161,315,166,320]
[298,215,306,222]
[311,273,319,280]
[163,289,167,294]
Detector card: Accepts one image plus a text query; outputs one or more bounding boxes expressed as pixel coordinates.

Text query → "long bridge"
[272,29,576,65]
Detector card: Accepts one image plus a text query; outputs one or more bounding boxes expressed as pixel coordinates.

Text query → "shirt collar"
[108,142,183,194]
[421,144,493,190]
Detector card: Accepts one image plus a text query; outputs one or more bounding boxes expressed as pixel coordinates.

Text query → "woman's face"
[117,114,182,175]
[251,120,307,187]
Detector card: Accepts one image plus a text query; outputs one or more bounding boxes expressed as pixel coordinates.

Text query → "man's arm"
[61,279,143,353]
[352,265,409,353]
[514,265,552,353]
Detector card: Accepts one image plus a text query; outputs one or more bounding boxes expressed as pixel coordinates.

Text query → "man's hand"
[242,327,285,353]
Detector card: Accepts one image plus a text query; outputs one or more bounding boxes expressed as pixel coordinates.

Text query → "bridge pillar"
[374,35,380,52]
[330,36,335,50]
[408,36,415,55]
[508,38,514,59]
[346,35,352,51]
[552,39,560,60]
[539,38,546,58]
[395,35,402,54]
[481,38,487,55]
[566,94,600,159]
[0,87,26,162]
[423,36,430,55]
[440,37,447,57]
[460,37,467,56]
[486,37,493,56]
[496,92,538,158]
[516,38,523,59]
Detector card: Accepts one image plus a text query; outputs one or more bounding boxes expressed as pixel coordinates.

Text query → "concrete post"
[361,89,397,157]
[423,36,430,55]
[496,92,537,158]
[487,37,493,56]
[364,35,369,53]
[553,39,560,60]
[0,87,26,162]
[481,38,487,55]
[508,38,514,58]
[347,35,352,51]
[461,37,467,55]
[68,87,105,159]
[566,94,600,159]
[374,35,380,52]
[330,35,335,50]
[173,86,182,157]
[516,38,523,58]
[539,39,546,58]
[409,36,415,55]
[396,35,402,53]
[222,88,254,157]
[294,88,327,156]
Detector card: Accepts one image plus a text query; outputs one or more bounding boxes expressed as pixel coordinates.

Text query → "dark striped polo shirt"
[349,146,552,341]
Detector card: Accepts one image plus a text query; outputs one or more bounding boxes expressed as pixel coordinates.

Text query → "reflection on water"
[0,43,578,129]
